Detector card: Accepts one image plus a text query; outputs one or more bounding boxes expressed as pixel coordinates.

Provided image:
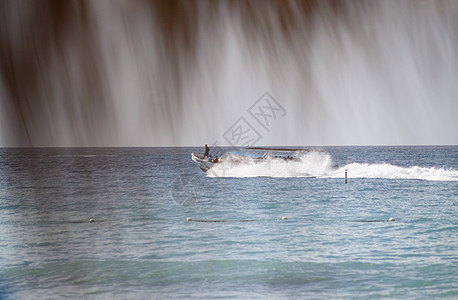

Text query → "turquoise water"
[0,147,457,299]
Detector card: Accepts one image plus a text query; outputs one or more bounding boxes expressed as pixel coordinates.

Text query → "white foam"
[331,163,458,182]
[207,151,458,181]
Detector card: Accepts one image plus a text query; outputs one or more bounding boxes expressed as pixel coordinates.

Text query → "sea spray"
[333,163,458,182]
[208,151,336,178]
[208,151,458,181]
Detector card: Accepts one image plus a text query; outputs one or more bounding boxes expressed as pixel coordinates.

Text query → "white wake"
[207,151,458,181]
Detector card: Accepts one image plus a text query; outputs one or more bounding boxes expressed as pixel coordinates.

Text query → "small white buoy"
[281,216,287,220]
[187,218,192,222]
[89,218,95,223]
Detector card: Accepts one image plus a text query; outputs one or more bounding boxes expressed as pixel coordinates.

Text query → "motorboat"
[191,148,305,173]
[191,152,219,172]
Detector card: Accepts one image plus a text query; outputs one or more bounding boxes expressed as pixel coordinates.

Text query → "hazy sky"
[1,0,457,147]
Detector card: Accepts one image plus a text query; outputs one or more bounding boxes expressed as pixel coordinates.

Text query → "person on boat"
[208,155,212,162]
[214,156,219,163]
[204,144,209,158]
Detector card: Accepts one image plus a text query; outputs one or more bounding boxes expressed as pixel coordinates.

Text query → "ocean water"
[0,146,457,299]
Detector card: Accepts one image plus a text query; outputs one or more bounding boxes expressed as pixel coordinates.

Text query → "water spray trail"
[208,151,458,181]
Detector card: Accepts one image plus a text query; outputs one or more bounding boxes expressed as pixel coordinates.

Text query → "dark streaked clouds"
[0,0,457,146]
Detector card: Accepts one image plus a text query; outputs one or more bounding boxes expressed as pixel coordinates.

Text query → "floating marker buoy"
[187,218,192,221]
[281,216,287,220]
[89,219,95,222]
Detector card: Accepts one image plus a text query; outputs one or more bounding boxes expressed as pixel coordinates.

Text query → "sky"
[0,0,457,147]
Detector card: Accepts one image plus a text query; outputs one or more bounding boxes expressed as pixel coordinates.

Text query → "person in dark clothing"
[204,144,209,158]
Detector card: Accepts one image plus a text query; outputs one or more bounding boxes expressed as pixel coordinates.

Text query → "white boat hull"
[191,153,216,172]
